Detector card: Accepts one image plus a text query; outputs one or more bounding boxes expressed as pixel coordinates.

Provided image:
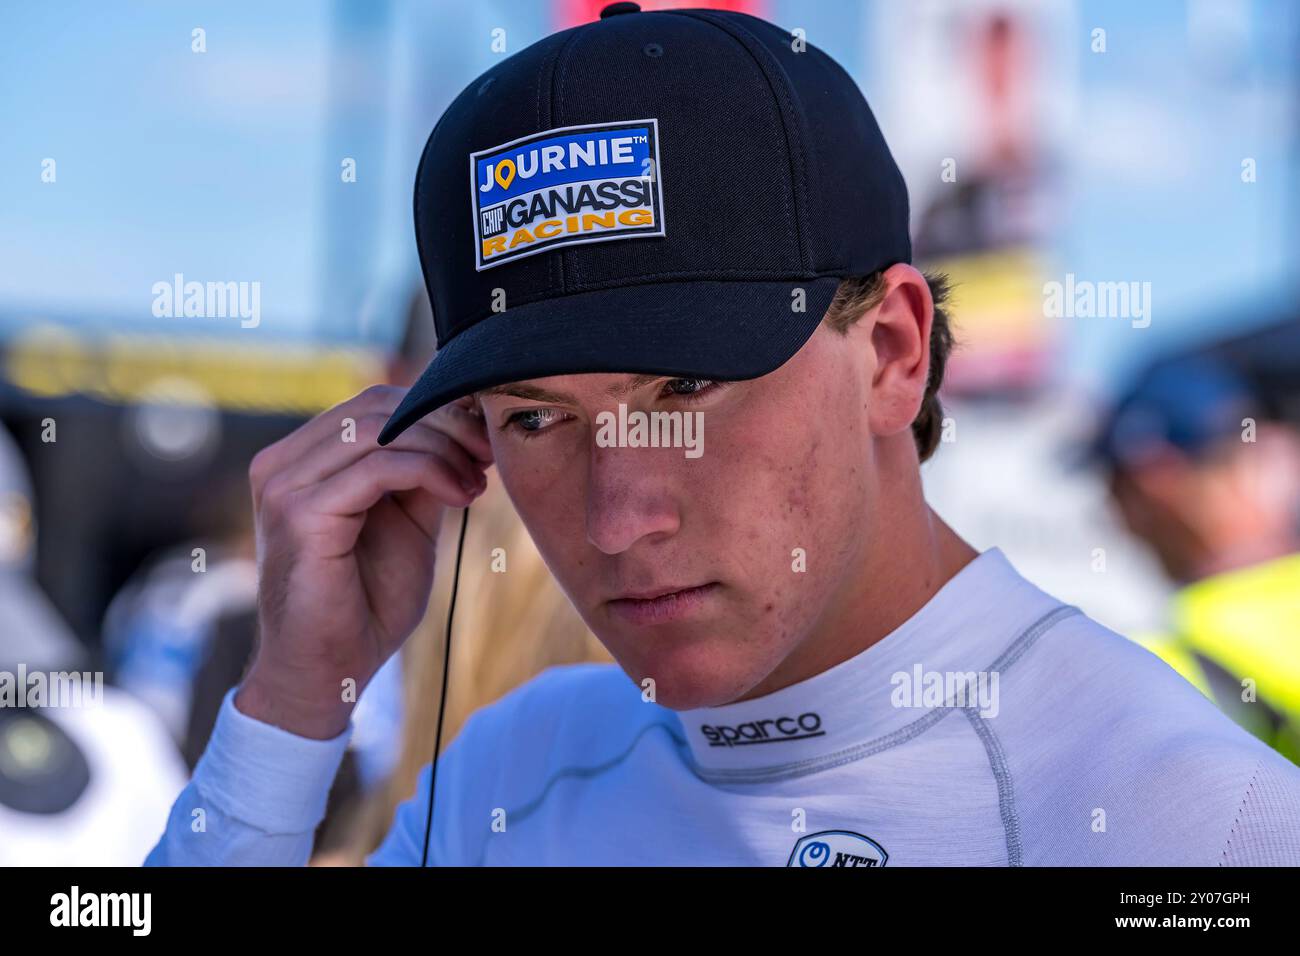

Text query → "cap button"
[600,2,640,19]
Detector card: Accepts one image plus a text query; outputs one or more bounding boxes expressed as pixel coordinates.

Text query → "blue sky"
[1,0,1295,389]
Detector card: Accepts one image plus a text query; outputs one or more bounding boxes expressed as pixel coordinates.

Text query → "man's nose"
[585,443,681,555]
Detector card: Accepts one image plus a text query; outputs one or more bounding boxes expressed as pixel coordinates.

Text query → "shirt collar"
[674,547,1059,777]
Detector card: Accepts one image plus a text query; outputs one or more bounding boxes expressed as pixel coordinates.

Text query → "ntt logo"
[700,712,824,748]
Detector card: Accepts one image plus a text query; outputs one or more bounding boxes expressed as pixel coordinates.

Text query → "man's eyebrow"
[477,382,574,403]
[606,373,664,397]
[478,373,668,403]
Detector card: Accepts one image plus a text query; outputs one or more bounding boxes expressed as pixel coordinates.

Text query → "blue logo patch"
[469,119,665,270]
[787,830,889,868]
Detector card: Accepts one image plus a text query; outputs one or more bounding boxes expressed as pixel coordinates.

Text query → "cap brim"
[378,278,841,445]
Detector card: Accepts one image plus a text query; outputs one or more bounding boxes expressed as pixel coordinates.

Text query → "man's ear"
[866,263,934,439]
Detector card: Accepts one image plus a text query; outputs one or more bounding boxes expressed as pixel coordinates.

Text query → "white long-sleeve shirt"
[145,548,1300,866]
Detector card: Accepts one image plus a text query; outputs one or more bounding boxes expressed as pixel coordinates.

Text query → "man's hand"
[235,385,492,739]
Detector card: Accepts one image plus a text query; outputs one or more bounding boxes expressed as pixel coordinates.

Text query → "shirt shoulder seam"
[964,706,1023,866]
[1217,758,1264,866]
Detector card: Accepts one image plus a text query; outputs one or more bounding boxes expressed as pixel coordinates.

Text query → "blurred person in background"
[1097,356,1300,762]
[102,477,258,746]
[0,423,186,864]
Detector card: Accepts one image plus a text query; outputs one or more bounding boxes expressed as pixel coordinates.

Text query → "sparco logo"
[700,712,824,748]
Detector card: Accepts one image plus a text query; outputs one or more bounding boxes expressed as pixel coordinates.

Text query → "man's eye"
[506,407,566,434]
[663,378,716,398]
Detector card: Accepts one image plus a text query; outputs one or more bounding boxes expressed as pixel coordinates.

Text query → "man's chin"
[603,632,771,711]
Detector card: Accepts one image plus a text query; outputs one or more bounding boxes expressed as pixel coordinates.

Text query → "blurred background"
[1,0,1297,864]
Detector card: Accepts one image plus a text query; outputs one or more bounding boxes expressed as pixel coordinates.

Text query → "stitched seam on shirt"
[964,706,1023,866]
[987,604,1080,674]
[692,604,1083,786]
[476,721,686,866]
[1218,758,1262,867]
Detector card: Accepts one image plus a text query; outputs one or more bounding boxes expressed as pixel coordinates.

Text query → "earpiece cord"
[421,504,470,867]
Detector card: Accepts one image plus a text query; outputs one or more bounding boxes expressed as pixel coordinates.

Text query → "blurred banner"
[875,0,1072,394]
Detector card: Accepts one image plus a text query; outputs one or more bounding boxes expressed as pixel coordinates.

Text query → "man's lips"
[605,582,720,625]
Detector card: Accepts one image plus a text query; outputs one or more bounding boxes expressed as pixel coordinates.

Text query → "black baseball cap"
[379,2,912,445]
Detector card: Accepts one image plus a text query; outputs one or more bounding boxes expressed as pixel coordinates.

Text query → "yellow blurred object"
[1136,553,1300,764]
[919,247,1053,391]
[4,323,384,416]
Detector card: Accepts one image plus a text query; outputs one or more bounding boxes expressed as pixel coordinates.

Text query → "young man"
[148,4,1300,866]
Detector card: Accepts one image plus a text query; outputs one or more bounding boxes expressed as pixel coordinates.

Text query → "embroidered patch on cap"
[470,119,665,271]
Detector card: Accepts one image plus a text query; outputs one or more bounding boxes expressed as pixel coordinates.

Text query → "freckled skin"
[478,265,976,710]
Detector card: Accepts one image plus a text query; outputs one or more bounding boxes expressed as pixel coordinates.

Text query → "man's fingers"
[250,385,405,505]
[252,390,493,511]
[275,413,485,496]
[389,484,450,544]
[311,447,476,516]
[282,448,477,551]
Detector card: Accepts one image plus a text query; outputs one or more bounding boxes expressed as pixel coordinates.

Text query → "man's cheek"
[495,438,575,497]
[490,453,572,565]
[516,475,590,579]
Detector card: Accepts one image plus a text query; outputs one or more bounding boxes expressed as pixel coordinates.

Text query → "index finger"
[251,385,405,491]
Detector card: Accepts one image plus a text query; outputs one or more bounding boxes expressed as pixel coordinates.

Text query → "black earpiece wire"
[420,503,470,867]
